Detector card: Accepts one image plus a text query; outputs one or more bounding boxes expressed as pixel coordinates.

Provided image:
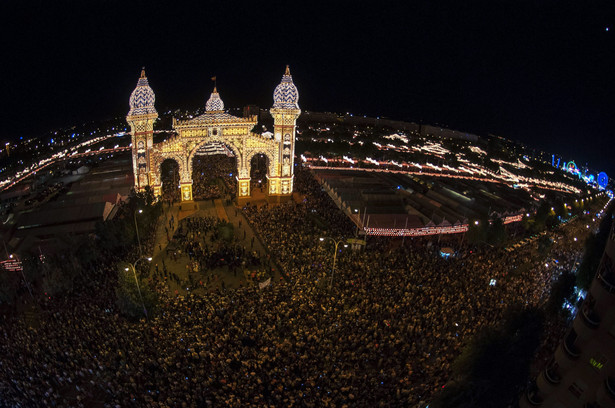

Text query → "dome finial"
[206,78,224,112]
[273,66,299,109]
[129,68,157,116]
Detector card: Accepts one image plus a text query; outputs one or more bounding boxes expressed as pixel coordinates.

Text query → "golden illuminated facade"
[126,66,300,202]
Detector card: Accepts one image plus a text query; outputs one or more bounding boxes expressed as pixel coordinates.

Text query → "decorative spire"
[205,84,225,112]
[129,68,157,116]
[272,66,299,110]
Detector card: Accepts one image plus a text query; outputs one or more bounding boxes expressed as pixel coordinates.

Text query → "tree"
[537,235,553,256]
[486,217,506,246]
[577,212,614,289]
[431,306,544,407]
[95,217,135,256]
[0,269,20,305]
[545,271,576,317]
[466,220,488,245]
[35,249,82,297]
[115,265,158,320]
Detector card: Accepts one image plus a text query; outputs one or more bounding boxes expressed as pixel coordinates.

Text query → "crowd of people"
[161,215,266,286]
[0,166,596,407]
[191,156,237,201]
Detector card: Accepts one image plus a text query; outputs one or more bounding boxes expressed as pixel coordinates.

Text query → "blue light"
[598,172,609,189]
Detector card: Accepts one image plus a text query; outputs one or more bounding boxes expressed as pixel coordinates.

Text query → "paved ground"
[147,198,279,297]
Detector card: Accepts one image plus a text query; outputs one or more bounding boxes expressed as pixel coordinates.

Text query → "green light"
[590,358,604,370]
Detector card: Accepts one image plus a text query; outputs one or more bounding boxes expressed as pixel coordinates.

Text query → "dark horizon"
[1,1,614,174]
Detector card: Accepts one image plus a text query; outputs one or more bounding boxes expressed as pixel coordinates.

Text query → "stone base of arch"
[267,176,293,196]
[237,177,250,199]
[180,182,193,202]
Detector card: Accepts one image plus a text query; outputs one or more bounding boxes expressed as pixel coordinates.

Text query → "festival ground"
[146,191,302,297]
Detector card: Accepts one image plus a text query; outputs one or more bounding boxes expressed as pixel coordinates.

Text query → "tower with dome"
[126,66,301,202]
[270,65,301,196]
[126,68,158,191]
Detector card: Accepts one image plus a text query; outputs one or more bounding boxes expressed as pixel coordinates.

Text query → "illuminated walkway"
[213,199,228,222]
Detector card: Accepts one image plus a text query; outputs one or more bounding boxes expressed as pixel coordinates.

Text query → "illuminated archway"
[189,141,238,200]
[126,67,301,202]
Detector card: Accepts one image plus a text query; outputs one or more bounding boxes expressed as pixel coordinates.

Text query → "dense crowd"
[160,216,266,285]
[0,166,592,407]
[191,156,237,201]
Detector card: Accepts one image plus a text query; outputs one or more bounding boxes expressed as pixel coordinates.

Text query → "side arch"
[148,150,190,198]
[244,148,278,178]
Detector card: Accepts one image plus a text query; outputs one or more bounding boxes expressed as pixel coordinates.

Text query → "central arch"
[188,140,241,200]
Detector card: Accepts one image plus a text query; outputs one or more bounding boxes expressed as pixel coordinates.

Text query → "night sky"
[1,1,614,174]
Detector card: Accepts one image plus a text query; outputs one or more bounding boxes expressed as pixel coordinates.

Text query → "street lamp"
[125,256,152,319]
[319,237,348,290]
[134,209,143,257]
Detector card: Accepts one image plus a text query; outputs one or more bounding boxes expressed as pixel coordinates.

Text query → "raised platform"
[179,201,198,211]
[178,201,199,219]
[236,193,293,206]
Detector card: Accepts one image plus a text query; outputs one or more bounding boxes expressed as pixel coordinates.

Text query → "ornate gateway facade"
[126,66,301,202]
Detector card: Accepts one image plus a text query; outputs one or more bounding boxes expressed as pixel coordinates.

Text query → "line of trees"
[0,188,162,318]
[430,306,544,408]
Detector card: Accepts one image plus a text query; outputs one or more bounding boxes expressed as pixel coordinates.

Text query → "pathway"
[148,198,280,296]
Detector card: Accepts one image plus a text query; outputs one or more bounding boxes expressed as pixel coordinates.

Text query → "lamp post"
[125,256,152,319]
[319,237,348,290]
[134,209,143,258]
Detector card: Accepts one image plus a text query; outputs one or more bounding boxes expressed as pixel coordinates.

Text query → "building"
[522,222,615,407]
[126,66,301,202]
